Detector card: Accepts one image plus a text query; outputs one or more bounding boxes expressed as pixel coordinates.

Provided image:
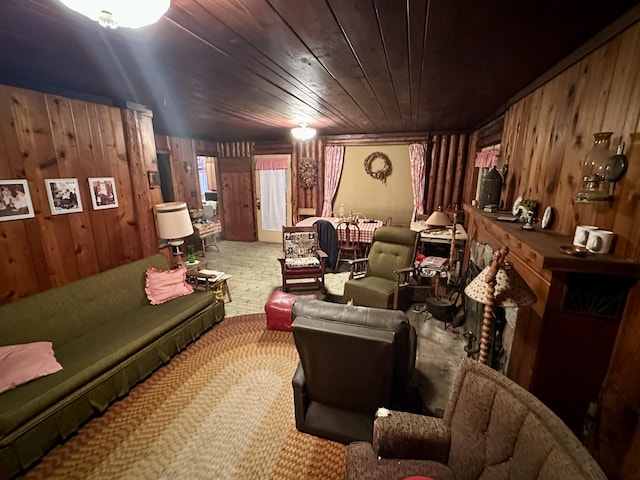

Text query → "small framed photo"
[0,179,35,221]
[45,178,83,215]
[88,177,118,210]
[148,171,160,189]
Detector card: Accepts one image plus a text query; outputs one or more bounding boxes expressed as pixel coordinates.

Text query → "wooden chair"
[336,221,361,265]
[193,218,221,255]
[277,225,328,293]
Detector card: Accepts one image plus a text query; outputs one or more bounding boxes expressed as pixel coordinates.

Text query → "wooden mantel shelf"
[463,204,640,277]
[463,202,640,437]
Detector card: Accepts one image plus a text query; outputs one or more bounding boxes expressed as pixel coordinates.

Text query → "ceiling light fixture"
[58,0,171,29]
[291,123,317,141]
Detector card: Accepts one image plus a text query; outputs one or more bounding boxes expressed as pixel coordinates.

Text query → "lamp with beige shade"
[155,202,194,267]
[464,246,536,364]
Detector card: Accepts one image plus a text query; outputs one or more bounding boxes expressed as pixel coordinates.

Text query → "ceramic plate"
[541,206,554,229]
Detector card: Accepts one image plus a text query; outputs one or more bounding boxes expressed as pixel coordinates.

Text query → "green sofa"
[0,254,225,479]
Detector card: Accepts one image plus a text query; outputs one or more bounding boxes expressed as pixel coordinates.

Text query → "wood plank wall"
[154,135,258,211]
[466,21,640,479]
[425,134,468,214]
[0,85,159,305]
[155,136,315,226]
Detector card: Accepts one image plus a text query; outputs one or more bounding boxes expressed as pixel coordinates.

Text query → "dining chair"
[336,221,361,265]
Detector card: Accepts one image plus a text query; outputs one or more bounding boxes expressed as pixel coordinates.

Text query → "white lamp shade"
[58,0,170,29]
[155,202,193,242]
[465,262,536,307]
[291,125,317,141]
[426,207,452,227]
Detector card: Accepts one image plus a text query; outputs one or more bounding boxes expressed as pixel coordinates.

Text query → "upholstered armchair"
[346,357,607,480]
[278,226,328,293]
[342,226,418,309]
[290,297,422,445]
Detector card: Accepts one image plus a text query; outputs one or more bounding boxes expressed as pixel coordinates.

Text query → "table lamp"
[426,206,452,228]
[155,202,194,266]
[464,246,536,364]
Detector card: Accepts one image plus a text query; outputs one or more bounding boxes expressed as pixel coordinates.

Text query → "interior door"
[255,155,292,243]
[218,157,256,241]
[156,153,174,202]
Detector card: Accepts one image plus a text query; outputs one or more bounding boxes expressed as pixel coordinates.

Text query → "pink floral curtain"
[474,148,499,168]
[255,157,288,170]
[409,143,426,220]
[322,145,344,217]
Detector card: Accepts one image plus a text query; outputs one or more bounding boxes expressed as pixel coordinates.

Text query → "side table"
[185,261,232,303]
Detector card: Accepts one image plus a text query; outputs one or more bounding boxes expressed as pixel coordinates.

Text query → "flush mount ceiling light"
[291,123,317,141]
[58,0,171,29]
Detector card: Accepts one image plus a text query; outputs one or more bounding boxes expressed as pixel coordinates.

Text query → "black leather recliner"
[290,297,421,444]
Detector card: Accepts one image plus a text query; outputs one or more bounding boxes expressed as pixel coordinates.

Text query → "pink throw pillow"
[0,342,63,394]
[145,266,194,305]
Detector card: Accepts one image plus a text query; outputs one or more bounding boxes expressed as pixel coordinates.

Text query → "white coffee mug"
[587,230,615,254]
[573,225,598,247]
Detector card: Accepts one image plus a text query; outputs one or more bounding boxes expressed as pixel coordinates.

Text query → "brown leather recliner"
[290,297,421,444]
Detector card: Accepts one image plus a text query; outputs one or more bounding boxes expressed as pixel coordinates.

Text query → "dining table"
[295,216,384,245]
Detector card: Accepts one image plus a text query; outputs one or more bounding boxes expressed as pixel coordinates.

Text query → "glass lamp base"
[574,189,611,204]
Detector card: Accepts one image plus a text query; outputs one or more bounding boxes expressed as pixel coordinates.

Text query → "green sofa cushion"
[0,255,170,347]
[367,242,415,281]
[0,254,226,479]
[0,290,215,440]
[344,276,396,309]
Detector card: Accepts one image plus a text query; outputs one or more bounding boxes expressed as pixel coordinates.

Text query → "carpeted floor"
[22,315,346,480]
[20,239,466,478]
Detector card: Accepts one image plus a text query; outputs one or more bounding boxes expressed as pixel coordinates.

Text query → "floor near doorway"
[199,238,467,416]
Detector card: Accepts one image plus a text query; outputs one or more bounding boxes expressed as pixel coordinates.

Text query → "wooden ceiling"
[0,0,638,142]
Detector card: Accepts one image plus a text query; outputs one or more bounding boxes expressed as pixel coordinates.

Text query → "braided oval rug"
[23,314,346,479]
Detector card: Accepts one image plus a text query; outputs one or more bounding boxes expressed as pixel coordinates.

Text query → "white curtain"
[409,143,426,221]
[322,145,345,217]
[259,169,286,231]
[255,157,288,231]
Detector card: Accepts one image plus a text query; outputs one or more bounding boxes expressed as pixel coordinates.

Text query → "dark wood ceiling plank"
[169,0,370,131]
[266,0,394,132]
[325,0,408,132]
[407,0,428,129]
[0,0,637,140]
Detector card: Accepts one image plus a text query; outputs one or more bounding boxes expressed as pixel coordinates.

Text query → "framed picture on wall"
[148,171,160,189]
[45,178,83,215]
[0,179,35,221]
[88,177,118,210]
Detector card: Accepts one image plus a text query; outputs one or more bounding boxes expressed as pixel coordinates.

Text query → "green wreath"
[364,151,392,184]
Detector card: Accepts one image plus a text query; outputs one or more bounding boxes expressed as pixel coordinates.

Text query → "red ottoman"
[265,290,317,331]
